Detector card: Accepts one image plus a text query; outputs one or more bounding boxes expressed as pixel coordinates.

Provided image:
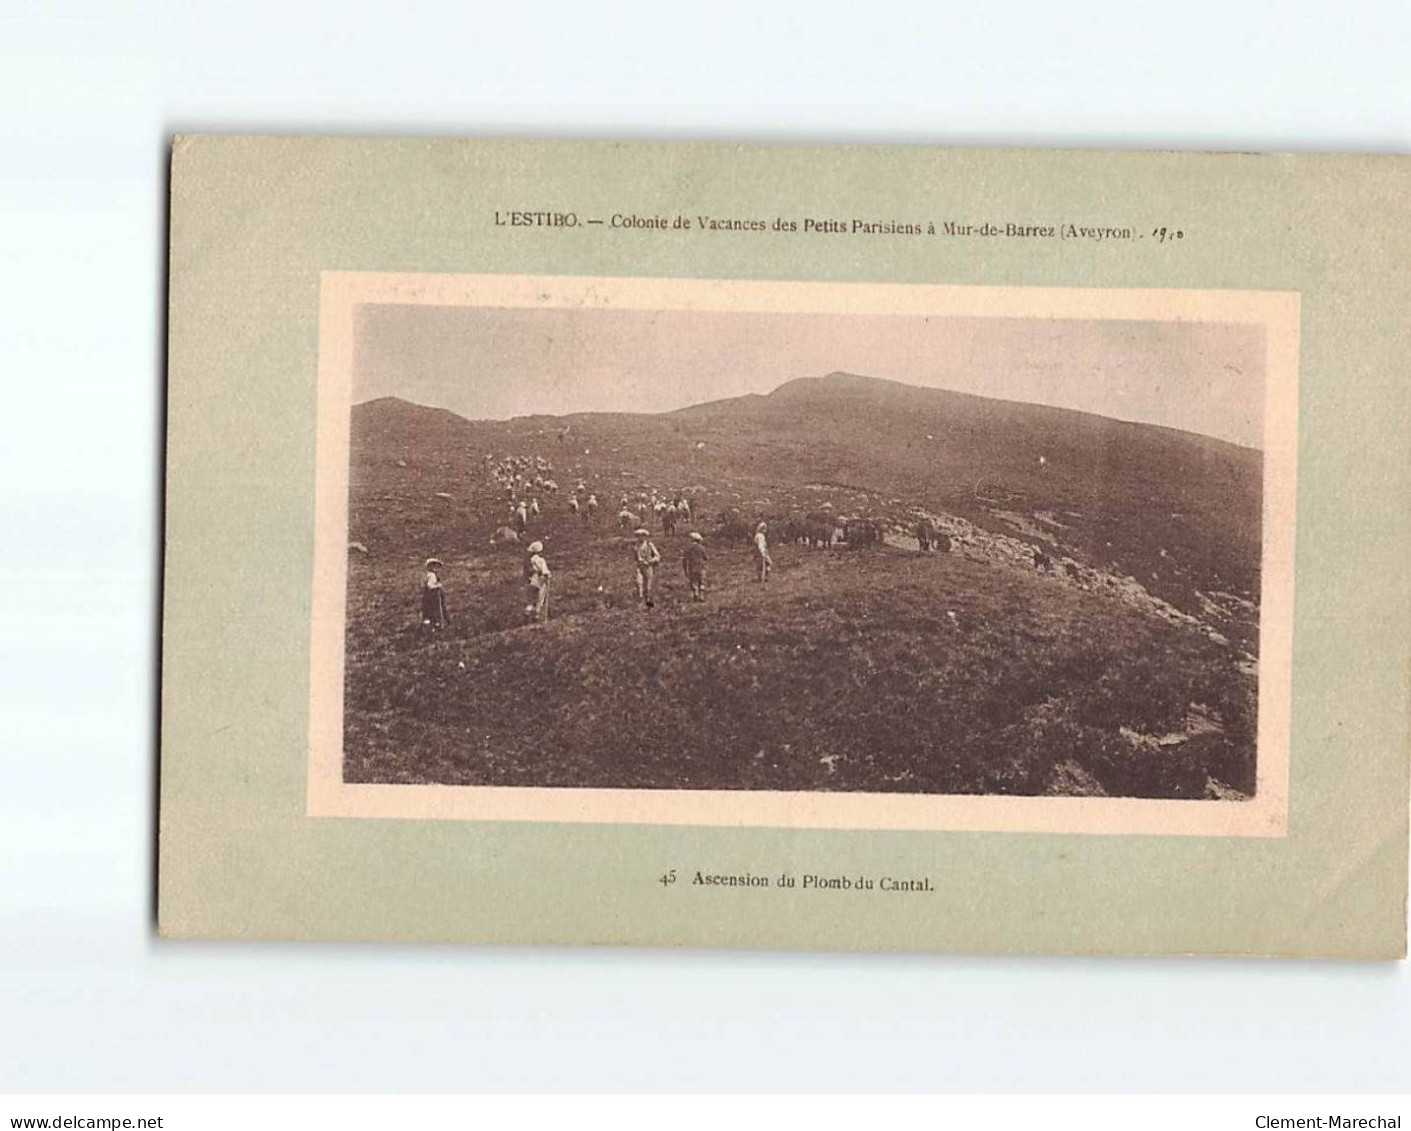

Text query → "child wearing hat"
[421,558,449,632]
[632,528,662,609]
[752,522,773,582]
[524,541,551,622]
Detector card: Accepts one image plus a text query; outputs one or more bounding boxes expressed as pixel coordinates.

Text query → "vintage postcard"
[160,138,1409,955]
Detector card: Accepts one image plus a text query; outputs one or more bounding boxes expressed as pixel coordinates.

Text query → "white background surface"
[2,0,1408,1094]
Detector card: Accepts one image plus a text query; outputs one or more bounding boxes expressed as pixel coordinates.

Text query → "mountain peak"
[770,371,907,397]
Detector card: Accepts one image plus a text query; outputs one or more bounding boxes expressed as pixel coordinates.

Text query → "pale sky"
[353,304,1266,448]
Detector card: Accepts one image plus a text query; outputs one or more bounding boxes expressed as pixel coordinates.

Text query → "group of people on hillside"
[416,448,956,635]
[627,526,711,609]
[498,472,701,553]
[419,519,778,632]
[488,452,563,537]
[567,490,600,520]
[414,451,786,632]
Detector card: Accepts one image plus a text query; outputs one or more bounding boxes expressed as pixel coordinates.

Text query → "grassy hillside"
[678,373,1262,633]
[344,374,1262,799]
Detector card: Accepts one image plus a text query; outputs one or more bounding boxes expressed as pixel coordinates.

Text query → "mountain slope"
[342,375,1262,798]
[353,372,1261,633]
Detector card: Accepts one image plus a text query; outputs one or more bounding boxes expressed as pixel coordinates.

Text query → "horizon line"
[351,370,1263,452]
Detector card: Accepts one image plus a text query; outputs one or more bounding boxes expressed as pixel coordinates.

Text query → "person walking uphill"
[421,558,449,632]
[633,528,662,609]
[524,541,551,622]
[752,522,773,582]
[682,532,708,601]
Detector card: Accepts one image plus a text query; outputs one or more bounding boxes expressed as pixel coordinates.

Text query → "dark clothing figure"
[421,564,448,631]
[682,539,708,601]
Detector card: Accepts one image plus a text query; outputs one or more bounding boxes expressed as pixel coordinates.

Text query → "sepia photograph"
[308,274,1297,834]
